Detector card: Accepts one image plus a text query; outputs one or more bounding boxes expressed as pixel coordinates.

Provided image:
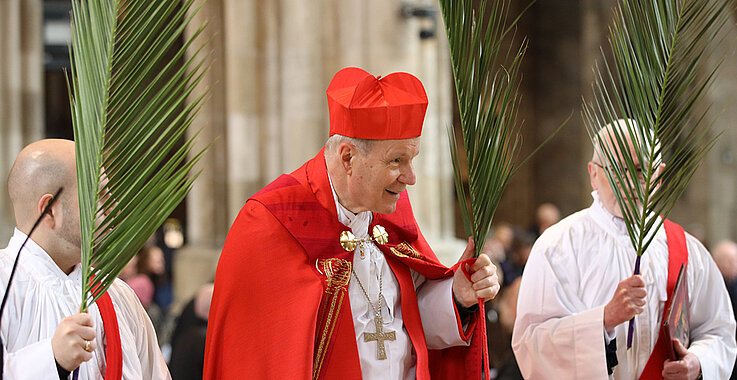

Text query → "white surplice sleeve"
[416,275,470,349]
[511,231,610,380]
[2,339,57,380]
[108,279,171,380]
[684,237,736,379]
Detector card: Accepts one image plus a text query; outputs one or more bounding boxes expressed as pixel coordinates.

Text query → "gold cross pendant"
[363,315,396,360]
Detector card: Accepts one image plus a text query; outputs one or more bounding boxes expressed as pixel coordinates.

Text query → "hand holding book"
[663,340,702,379]
[664,263,689,361]
[661,263,701,380]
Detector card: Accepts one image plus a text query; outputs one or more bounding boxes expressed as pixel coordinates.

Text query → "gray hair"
[325,134,376,155]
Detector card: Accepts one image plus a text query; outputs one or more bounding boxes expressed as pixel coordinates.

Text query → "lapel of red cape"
[639,219,688,380]
[252,149,483,379]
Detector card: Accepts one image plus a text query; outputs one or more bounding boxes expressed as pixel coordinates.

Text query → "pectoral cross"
[363,315,396,360]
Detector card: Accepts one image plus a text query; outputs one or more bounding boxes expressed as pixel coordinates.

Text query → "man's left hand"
[452,238,501,308]
[662,340,701,380]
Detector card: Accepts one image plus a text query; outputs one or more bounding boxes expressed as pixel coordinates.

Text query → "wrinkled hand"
[51,313,96,372]
[453,238,500,308]
[663,340,701,380]
[604,274,646,332]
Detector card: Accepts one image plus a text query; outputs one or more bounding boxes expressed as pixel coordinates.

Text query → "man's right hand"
[604,274,647,332]
[51,313,97,372]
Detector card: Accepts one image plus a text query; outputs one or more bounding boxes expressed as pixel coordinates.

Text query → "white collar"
[589,191,629,235]
[588,191,663,245]
[327,172,373,238]
[5,228,82,282]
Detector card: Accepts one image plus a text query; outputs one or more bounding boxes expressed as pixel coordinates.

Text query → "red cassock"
[204,149,486,379]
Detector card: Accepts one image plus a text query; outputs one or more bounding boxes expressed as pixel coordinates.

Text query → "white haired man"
[512,120,736,379]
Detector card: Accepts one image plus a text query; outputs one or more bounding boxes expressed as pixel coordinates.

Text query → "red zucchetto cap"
[326,67,428,140]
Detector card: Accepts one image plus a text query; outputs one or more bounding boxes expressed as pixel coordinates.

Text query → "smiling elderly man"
[204,67,500,379]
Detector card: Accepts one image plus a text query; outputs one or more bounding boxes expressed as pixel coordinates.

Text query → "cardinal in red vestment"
[204,67,501,379]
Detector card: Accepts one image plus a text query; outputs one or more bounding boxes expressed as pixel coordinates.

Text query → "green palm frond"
[70,0,208,311]
[440,0,531,257]
[582,0,729,259]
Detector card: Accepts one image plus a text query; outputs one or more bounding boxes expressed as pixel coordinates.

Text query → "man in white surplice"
[0,139,170,379]
[512,121,736,379]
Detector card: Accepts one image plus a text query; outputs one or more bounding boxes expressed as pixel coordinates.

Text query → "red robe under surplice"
[204,149,486,379]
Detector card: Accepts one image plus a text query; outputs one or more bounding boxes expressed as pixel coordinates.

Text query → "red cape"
[204,149,485,379]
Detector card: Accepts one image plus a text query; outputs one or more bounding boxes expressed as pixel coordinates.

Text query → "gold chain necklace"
[351,262,396,360]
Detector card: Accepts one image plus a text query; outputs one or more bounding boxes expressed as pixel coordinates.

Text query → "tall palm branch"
[582,0,730,347]
[69,0,208,312]
[439,0,532,258]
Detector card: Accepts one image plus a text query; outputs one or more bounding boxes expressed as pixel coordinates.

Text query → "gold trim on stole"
[389,242,423,260]
[313,258,351,379]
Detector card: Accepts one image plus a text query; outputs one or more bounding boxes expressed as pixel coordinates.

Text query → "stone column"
[529,0,588,217]
[178,0,229,307]
[280,0,327,167]
[222,0,263,222]
[261,0,286,183]
[328,0,367,67]
[577,0,617,204]
[184,1,229,248]
[0,0,43,242]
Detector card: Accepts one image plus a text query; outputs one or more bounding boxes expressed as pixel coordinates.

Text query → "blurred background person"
[500,228,535,288]
[137,242,176,349]
[139,244,174,314]
[119,251,155,308]
[713,239,737,379]
[169,283,214,380]
[529,202,561,239]
[487,223,514,264]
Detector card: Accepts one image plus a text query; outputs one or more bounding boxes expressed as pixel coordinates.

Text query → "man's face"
[56,147,82,249]
[588,135,657,219]
[589,160,627,218]
[57,181,82,249]
[715,242,737,281]
[346,138,420,214]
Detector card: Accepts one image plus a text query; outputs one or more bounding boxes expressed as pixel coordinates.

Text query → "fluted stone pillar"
[184,2,229,248]
[280,0,327,169]
[260,0,285,185]
[222,0,263,222]
[178,1,229,306]
[0,0,43,242]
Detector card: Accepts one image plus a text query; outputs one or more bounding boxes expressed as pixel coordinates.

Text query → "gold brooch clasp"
[338,225,390,259]
[339,230,357,251]
[372,225,388,245]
